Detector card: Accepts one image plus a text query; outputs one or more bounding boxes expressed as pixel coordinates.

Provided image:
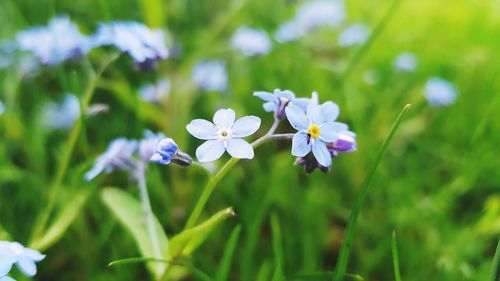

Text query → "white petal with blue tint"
[263,102,277,112]
[291,133,311,157]
[320,101,339,122]
[312,140,331,167]
[253,91,275,102]
[320,122,347,142]
[285,105,309,131]
[22,248,45,262]
[0,276,16,281]
[17,256,36,277]
[307,103,323,125]
[292,97,309,111]
[0,255,14,277]
[186,119,218,140]
[213,108,235,128]
[226,138,254,159]
[196,140,226,162]
[232,116,261,138]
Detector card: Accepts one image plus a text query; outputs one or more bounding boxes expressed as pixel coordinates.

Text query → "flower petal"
[213,108,235,128]
[16,256,37,277]
[320,101,339,122]
[0,276,16,281]
[312,140,332,167]
[253,91,274,102]
[226,138,254,159]
[232,116,261,138]
[274,89,295,100]
[307,103,323,125]
[291,97,309,111]
[22,248,45,262]
[291,133,311,157]
[263,102,277,112]
[196,140,226,162]
[319,122,347,142]
[0,254,14,277]
[285,105,309,131]
[186,119,218,140]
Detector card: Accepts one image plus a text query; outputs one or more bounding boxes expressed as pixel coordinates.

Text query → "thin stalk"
[30,54,119,242]
[490,237,500,281]
[184,118,281,229]
[392,230,402,281]
[333,104,411,281]
[136,163,162,264]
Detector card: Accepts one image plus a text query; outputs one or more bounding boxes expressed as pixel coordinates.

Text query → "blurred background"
[0,0,499,280]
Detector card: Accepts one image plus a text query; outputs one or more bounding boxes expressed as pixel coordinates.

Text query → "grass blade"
[334,104,412,281]
[490,237,500,281]
[392,230,402,281]
[215,225,242,281]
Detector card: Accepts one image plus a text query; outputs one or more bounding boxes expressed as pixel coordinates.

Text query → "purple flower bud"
[330,131,356,152]
[150,138,179,165]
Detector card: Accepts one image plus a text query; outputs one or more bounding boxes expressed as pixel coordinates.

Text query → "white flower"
[186,108,261,162]
[393,52,418,72]
[0,241,45,278]
[231,26,272,56]
[338,23,370,47]
[424,77,458,106]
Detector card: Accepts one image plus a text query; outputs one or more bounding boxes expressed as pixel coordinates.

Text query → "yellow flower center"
[308,124,320,139]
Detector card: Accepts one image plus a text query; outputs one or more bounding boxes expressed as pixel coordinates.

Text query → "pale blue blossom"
[16,16,91,65]
[231,27,272,56]
[186,108,261,162]
[150,138,179,165]
[0,241,45,278]
[139,78,170,103]
[42,94,80,130]
[424,77,458,106]
[394,52,418,72]
[0,100,4,116]
[192,60,228,92]
[338,23,370,47]
[286,102,348,167]
[139,131,166,163]
[275,0,345,42]
[92,21,168,65]
[84,138,138,181]
[253,89,309,120]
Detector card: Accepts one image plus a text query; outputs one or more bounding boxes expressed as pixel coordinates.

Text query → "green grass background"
[0,0,499,280]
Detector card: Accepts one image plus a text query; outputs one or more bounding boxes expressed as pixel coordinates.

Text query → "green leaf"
[271,261,285,281]
[392,231,402,281]
[101,187,168,277]
[169,207,235,258]
[139,0,165,28]
[30,189,92,251]
[215,225,241,281]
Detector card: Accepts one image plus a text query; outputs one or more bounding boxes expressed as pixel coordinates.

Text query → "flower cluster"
[0,241,45,280]
[85,131,192,181]
[0,16,169,70]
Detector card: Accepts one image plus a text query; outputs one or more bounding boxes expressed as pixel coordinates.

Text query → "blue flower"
[84,138,138,181]
[92,21,168,65]
[42,94,80,130]
[253,89,309,120]
[338,23,370,47]
[275,0,345,42]
[0,241,45,278]
[424,77,458,106]
[186,108,261,162]
[139,78,170,103]
[231,27,272,56]
[16,16,91,65]
[393,52,418,72]
[286,102,348,168]
[192,60,228,92]
[150,138,179,165]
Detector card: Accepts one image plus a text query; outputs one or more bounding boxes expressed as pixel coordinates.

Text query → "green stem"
[392,230,402,281]
[30,54,119,242]
[490,236,500,281]
[333,104,411,281]
[184,118,281,230]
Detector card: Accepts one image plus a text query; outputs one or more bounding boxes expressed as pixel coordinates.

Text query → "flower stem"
[184,118,281,230]
[136,163,163,263]
[333,104,411,281]
[30,54,119,243]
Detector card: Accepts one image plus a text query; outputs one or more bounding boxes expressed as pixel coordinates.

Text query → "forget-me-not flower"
[253,89,309,120]
[275,0,345,42]
[192,60,228,92]
[0,241,45,278]
[139,78,170,103]
[16,16,91,65]
[84,138,138,181]
[424,77,458,106]
[92,21,168,65]
[150,138,180,165]
[338,23,370,47]
[42,94,80,130]
[286,102,348,168]
[231,27,272,56]
[186,108,261,162]
[393,52,418,72]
